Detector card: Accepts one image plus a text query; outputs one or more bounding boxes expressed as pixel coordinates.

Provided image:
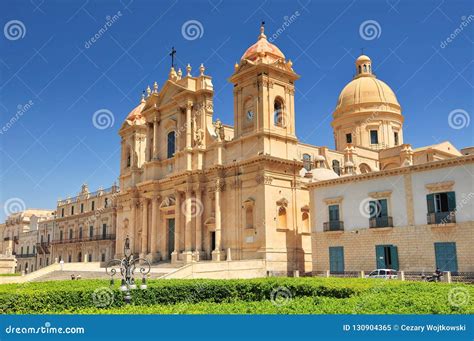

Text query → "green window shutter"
[447,192,456,212]
[328,205,339,222]
[390,245,399,270]
[434,242,458,272]
[329,247,344,273]
[379,199,388,217]
[426,194,435,214]
[369,201,377,218]
[375,245,385,269]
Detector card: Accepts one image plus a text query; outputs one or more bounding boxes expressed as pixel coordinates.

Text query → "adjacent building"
[52,184,118,264]
[309,155,474,273]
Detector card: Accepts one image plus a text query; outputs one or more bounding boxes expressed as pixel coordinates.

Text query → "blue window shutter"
[426,194,435,214]
[375,245,385,269]
[447,192,456,211]
[390,245,399,270]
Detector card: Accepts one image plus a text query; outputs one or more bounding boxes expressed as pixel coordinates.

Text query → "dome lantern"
[355,54,373,78]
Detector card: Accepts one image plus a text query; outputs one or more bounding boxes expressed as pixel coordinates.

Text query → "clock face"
[246,110,254,121]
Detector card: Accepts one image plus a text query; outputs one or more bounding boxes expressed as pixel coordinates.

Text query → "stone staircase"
[0,261,185,284]
[31,270,167,282]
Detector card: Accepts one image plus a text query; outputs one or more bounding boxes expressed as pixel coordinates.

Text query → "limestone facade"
[113,25,462,275]
[0,24,467,276]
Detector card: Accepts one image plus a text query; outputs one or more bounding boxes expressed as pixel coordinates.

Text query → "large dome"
[241,24,286,63]
[334,55,400,116]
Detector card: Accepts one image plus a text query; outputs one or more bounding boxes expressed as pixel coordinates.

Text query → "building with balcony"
[35,218,55,270]
[308,155,474,274]
[52,184,118,264]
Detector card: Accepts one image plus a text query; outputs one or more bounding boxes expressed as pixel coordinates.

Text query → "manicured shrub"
[0,277,472,314]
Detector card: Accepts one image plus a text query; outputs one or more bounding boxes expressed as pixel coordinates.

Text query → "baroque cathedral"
[114,24,461,274]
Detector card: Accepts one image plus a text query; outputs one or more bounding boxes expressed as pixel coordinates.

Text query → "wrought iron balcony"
[427,212,456,225]
[16,253,36,258]
[369,216,393,228]
[323,221,344,232]
[36,242,51,254]
[52,234,116,245]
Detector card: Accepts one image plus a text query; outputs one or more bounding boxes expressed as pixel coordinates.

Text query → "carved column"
[130,199,137,254]
[186,103,192,170]
[140,198,149,257]
[152,116,159,160]
[150,196,160,262]
[195,186,203,256]
[212,179,223,261]
[171,191,181,263]
[183,188,193,262]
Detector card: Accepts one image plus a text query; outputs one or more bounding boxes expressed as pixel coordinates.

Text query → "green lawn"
[0,277,472,314]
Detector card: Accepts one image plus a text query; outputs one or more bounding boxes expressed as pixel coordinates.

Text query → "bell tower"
[229,23,299,141]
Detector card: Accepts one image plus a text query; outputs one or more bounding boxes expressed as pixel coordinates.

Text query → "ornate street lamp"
[106,237,151,304]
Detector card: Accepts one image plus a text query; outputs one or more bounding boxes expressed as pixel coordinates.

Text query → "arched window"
[332,160,341,176]
[303,154,312,171]
[363,64,367,72]
[274,98,284,127]
[79,227,83,239]
[69,229,73,240]
[167,131,176,159]
[78,252,82,262]
[359,163,371,174]
[368,65,371,73]
[358,65,362,74]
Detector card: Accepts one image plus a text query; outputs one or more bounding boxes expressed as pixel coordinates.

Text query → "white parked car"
[366,269,398,279]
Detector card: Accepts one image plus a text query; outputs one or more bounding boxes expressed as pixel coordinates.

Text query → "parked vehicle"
[421,268,443,282]
[366,269,398,279]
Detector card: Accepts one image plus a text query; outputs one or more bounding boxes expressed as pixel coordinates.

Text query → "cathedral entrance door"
[210,231,216,253]
[167,218,175,259]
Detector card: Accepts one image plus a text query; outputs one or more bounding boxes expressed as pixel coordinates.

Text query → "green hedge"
[0,277,472,314]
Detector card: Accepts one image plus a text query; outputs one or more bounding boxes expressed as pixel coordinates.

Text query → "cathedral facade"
[114,24,461,274]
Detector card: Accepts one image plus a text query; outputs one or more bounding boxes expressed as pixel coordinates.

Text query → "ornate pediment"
[425,181,455,193]
[159,195,176,209]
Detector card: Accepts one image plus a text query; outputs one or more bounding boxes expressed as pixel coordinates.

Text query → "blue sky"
[1,0,473,221]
